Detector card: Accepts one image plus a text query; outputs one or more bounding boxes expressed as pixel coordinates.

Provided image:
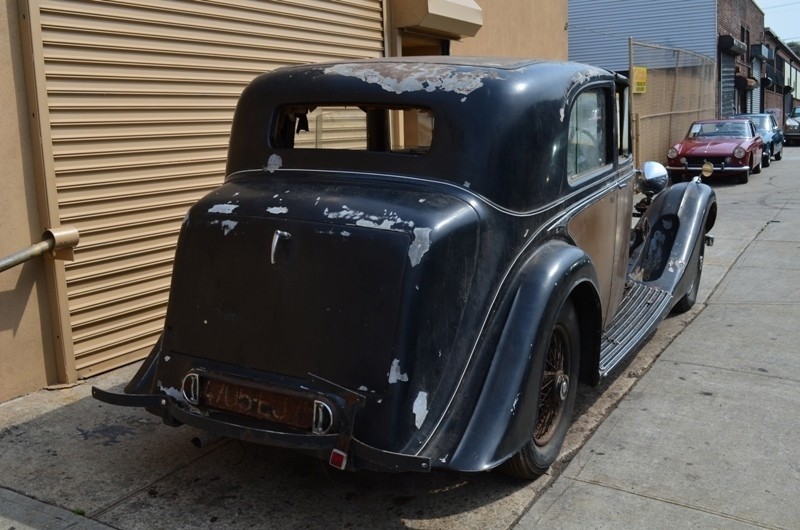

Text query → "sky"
[756,0,800,43]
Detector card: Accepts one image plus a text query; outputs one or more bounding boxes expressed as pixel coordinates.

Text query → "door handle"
[270,230,291,264]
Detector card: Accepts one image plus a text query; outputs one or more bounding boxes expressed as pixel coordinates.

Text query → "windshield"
[748,116,770,131]
[687,122,751,139]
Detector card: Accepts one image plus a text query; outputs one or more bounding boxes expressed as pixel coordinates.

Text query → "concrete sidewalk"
[517,152,800,528]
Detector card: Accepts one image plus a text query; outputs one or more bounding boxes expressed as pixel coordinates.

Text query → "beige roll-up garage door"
[23,0,384,378]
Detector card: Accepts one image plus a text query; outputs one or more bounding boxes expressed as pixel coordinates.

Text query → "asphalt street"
[1,147,799,529]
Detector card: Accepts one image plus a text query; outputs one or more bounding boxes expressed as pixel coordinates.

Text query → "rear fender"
[629,180,716,298]
[448,240,601,471]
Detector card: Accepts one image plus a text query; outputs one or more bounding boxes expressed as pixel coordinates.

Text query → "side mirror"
[635,161,669,196]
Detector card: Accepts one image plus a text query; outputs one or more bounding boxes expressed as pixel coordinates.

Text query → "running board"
[599,281,673,377]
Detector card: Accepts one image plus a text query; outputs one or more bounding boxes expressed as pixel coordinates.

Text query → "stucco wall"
[451,0,567,60]
[1,1,58,402]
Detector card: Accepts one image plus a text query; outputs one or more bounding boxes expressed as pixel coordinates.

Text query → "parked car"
[666,118,764,184]
[94,58,716,479]
[785,107,800,145]
[732,113,783,165]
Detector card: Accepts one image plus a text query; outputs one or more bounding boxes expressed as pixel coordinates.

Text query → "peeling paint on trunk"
[221,220,237,235]
[408,227,432,266]
[325,206,414,232]
[208,204,238,214]
[265,154,282,173]
[324,63,501,98]
[413,391,428,428]
[388,359,409,384]
[158,382,183,403]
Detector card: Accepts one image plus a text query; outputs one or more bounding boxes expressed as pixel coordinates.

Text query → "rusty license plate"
[201,378,314,431]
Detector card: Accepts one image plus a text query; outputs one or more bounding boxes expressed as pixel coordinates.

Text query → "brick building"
[763,29,800,120]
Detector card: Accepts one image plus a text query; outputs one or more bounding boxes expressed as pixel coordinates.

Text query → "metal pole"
[0,240,54,273]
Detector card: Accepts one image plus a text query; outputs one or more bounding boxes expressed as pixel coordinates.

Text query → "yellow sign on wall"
[633,66,647,94]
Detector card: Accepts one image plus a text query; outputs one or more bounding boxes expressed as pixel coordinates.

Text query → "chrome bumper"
[92,386,431,473]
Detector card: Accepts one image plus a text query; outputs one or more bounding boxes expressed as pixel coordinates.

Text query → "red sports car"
[666,119,764,184]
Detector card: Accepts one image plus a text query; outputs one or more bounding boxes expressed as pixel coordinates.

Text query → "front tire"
[673,244,704,314]
[763,146,771,168]
[501,299,580,479]
[738,168,750,184]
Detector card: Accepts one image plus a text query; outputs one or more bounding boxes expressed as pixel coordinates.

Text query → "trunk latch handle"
[270,230,291,264]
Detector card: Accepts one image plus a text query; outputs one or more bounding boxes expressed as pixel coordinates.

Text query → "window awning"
[393,0,483,39]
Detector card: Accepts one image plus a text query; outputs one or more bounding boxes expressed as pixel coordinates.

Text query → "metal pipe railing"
[0,226,80,273]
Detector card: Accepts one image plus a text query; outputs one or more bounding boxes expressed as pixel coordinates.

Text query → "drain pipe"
[0,226,80,273]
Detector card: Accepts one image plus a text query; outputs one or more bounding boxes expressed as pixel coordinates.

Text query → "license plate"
[201,378,314,430]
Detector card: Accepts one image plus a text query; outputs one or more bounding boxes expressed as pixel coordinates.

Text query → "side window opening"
[567,89,610,182]
[272,105,434,154]
[616,85,631,160]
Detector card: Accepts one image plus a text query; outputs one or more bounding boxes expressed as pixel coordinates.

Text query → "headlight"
[667,147,678,159]
[680,157,687,164]
[786,118,799,128]
[734,146,745,158]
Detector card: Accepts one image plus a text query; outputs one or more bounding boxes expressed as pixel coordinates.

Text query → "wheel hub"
[557,374,569,402]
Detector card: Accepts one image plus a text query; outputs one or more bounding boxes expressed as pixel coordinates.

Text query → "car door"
[566,85,625,326]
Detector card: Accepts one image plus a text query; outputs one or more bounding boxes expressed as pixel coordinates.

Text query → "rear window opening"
[272,105,434,154]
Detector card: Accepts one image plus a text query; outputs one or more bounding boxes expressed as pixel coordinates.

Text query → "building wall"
[0,2,59,402]
[718,0,765,113]
[717,0,764,43]
[568,0,717,71]
[451,0,566,59]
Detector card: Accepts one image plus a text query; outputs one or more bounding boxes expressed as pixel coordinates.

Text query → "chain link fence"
[629,39,716,165]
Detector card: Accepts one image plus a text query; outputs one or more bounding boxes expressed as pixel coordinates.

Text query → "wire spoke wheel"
[501,299,580,479]
[534,325,569,446]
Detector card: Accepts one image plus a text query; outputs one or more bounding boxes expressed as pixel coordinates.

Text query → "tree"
[788,41,800,58]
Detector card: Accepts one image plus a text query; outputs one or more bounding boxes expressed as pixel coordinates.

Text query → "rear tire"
[501,299,580,479]
[775,147,783,161]
[753,159,761,174]
[763,146,771,168]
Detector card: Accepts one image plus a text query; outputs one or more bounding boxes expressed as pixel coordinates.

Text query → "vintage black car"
[94,58,717,479]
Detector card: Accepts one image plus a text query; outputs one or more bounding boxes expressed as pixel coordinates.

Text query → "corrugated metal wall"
[29,0,384,377]
[568,0,717,70]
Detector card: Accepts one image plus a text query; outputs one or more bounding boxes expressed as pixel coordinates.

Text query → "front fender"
[630,180,716,298]
[448,240,600,471]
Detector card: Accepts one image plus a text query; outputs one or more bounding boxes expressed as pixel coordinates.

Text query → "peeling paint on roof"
[570,66,606,87]
[267,206,289,215]
[324,63,501,97]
